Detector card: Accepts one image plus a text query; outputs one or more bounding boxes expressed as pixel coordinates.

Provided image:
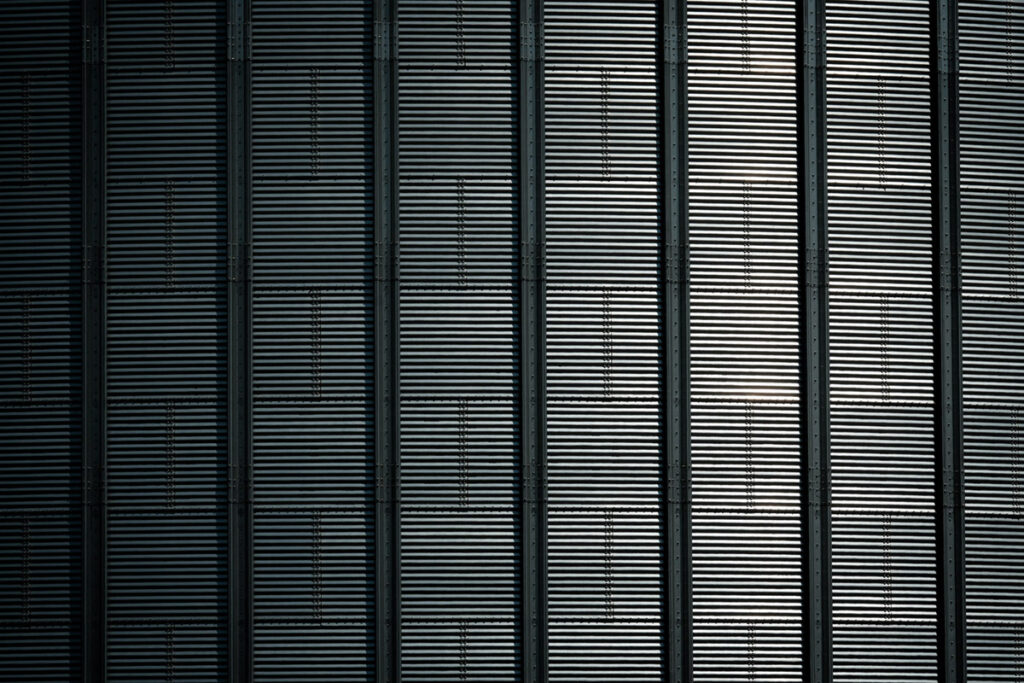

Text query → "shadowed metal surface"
[0,0,1022,681]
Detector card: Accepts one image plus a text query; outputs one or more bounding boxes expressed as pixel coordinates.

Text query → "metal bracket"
[227,241,251,283]
[664,24,680,65]
[375,468,395,503]
[83,243,105,285]
[665,475,682,505]
[663,243,684,283]
[519,250,546,282]
[82,22,104,65]
[375,20,395,62]
[227,21,251,62]
[84,465,106,506]
[374,247,400,282]
[804,246,828,289]
[520,21,540,62]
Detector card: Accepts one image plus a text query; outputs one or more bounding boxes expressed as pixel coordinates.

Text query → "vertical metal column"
[373,0,401,680]
[519,1,547,681]
[932,0,965,678]
[81,1,106,681]
[797,0,833,680]
[659,1,691,681]
[226,1,253,681]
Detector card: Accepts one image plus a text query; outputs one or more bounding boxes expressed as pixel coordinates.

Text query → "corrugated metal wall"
[960,1,1024,680]
[825,0,939,678]
[0,0,1022,681]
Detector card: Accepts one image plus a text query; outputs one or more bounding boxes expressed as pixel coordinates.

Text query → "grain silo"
[0,0,1021,681]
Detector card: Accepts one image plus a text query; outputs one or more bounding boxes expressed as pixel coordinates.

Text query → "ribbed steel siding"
[959,1,1024,679]
[0,2,80,680]
[5,4,1024,681]
[396,2,520,680]
[104,1,228,679]
[250,1,375,681]
[543,2,664,679]
[687,1,804,679]
[825,0,938,678]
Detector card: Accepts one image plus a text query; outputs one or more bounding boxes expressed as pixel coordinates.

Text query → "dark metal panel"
[0,516,80,680]
[519,0,548,681]
[5,3,1024,681]
[658,0,691,680]
[800,0,832,679]
[932,0,966,680]
[373,0,400,680]
[250,0,375,289]
[0,5,83,679]
[687,0,804,679]
[81,0,106,681]
[396,2,521,679]
[0,1,83,285]
[226,1,253,682]
[958,0,1024,679]
[249,2,375,680]
[103,1,228,678]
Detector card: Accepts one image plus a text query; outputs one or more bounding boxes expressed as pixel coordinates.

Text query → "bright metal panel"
[687,0,804,679]
[959,0,1024,679]
[825,0,939,678]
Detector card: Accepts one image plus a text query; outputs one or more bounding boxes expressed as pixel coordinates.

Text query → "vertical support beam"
[519,1,547,681]
[373,1,400,680]
[81,1,106,681]
[932,0,965,679]
[226,2,252,682]
[658,1,691,682]
[797,0,832,681]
